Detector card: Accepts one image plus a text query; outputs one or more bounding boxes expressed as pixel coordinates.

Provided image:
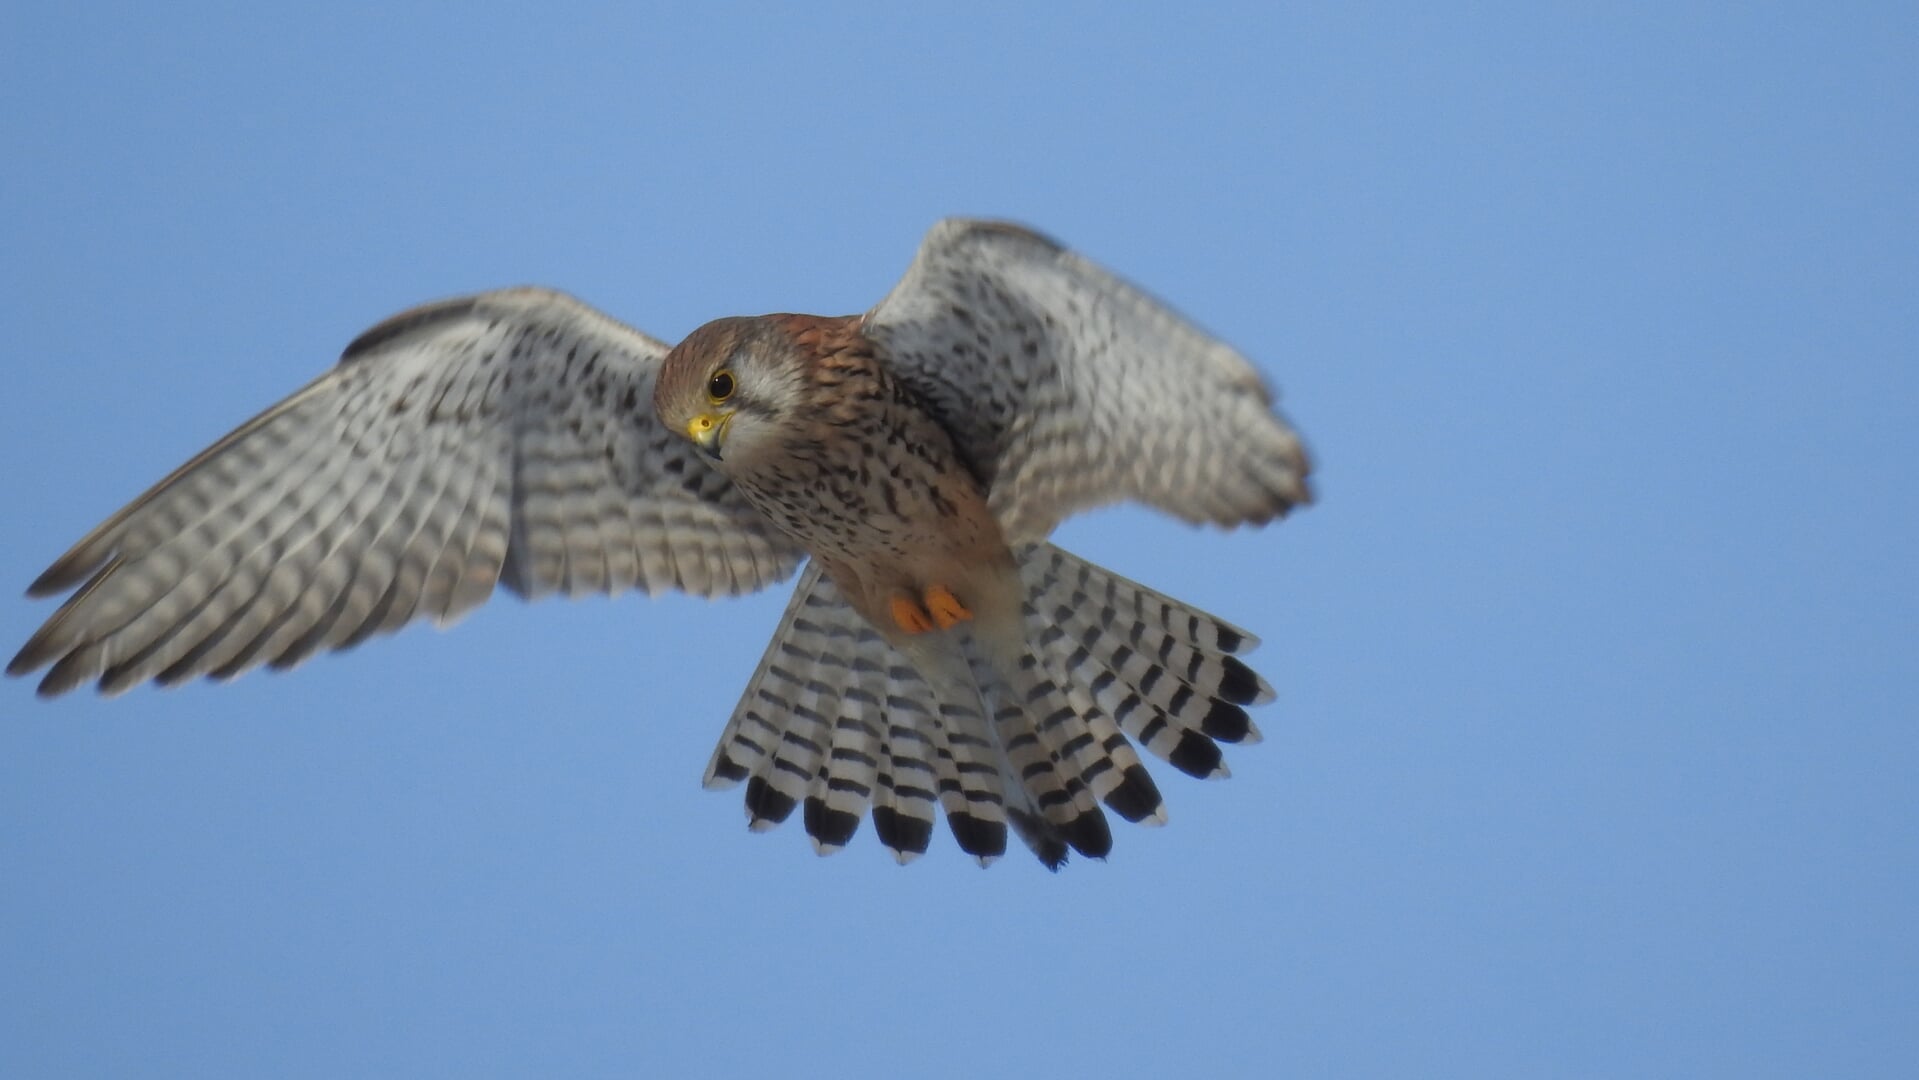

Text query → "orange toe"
[923,584,973,630]
[889,592,936,635]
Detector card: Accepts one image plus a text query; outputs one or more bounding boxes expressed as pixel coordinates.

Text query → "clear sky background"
[3,5,1913,1078]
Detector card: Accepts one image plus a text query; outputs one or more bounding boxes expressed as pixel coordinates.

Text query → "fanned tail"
[703,563,995,864]
[702,544,1277,868]
[1016,545,1272,785]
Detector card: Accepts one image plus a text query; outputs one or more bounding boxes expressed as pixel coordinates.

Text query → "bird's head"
[654,316,812,471]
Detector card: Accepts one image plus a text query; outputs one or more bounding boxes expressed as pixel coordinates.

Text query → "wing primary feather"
[866,217,1311,542]
[13,288,801,696]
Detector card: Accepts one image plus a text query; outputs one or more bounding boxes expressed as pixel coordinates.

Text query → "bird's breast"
[733,396,1007,579]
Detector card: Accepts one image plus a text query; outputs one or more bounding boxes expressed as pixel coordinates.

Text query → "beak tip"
[688,413,727,461]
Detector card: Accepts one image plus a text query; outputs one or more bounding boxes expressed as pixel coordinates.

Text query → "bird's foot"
[889,592,937,635]
[887,585,973,634]
[922,584,973,630]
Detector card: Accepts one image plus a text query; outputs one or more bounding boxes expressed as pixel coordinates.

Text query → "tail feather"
[999,650,1114,860]
[800,648,877,855]
[1022,547,1267,777]
[886,654,1010,865]
[1028,545,1263,654]
[704,569,855,834]
[871,700,938,862]
[1033,553,1273,714]
[955,647,1079,868]
[704,544,1280,867]
[706,564,950,864]
[703,566,815,790]
[1026,622,1166,825]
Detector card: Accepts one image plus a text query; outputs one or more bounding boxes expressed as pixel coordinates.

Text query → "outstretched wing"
[11,287,805,697]
[863,218,1312,544]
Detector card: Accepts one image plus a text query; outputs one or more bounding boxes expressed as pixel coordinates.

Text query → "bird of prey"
[10,219,1312,868]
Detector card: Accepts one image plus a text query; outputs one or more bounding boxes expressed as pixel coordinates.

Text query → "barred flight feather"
[705,543,1277,868]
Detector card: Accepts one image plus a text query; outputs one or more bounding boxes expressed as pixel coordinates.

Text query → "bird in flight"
[10,219,1312,868]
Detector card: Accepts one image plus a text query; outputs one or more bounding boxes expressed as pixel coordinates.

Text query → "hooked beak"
[687,412,730,460]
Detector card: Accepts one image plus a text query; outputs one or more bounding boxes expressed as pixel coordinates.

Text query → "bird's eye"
[707,370,736,403]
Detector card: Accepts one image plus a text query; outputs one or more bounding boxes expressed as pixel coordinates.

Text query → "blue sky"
[3,4,1914,1077]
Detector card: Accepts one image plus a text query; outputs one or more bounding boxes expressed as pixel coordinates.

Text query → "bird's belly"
[735,458,1002,581]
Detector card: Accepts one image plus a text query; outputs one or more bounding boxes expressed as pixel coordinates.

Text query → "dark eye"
[707,369,736,402]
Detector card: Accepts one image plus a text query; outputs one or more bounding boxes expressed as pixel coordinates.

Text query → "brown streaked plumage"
[11,218,1312,870]
[655,314,1019,646]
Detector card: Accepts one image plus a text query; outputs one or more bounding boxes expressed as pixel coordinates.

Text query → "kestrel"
[10,219,1312,868]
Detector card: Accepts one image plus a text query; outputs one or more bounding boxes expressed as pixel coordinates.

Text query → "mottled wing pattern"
[864,218,1312,543]
[703,543,1273,868]
[11,287,805,697]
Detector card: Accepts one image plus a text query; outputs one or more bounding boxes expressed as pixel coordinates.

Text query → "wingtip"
[5,645,41,681]
[339,295,486,363]
[22,648,102,699]
[934,216,1064,256]
[23,549,103,600]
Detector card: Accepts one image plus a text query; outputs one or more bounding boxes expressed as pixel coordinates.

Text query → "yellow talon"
[923,584,972,629]
[889,592,936,635]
